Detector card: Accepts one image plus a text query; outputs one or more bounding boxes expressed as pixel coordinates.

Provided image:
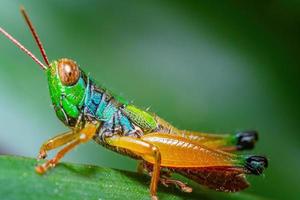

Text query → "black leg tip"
[245,155,268,175]
[236,130,259,150]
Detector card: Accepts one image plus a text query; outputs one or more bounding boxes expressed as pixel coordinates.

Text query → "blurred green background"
[0,0,299,199]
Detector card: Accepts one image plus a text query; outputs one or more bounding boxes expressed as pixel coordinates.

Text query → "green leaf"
[0,155,266,200]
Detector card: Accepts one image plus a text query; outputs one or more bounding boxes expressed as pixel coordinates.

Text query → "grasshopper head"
[47,58,87,127]
[1,9,88,127]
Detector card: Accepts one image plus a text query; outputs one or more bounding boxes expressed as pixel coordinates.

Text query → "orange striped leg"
[36,123,98,174]
[37,130,78,159]
[106,136,161,200]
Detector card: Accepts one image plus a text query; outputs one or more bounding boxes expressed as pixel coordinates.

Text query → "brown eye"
[58,59,80,86]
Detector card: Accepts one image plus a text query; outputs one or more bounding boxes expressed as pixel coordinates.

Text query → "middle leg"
[139,161,193,193]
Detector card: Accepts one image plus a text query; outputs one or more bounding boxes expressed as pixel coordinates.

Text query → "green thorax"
[123,105,157,132]
[46,59,158,132]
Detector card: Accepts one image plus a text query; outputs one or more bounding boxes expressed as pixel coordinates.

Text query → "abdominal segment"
[174,167,249,192]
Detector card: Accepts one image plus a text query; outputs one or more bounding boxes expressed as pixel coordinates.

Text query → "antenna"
[20,6,50,66]
[0,27,47,70]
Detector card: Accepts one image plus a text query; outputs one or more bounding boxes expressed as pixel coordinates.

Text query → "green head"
[47,58,87,127]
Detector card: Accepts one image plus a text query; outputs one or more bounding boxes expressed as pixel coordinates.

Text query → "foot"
[37,150,47,160]
[151,195,158,200]
[35,158,57,174]
[160,176,192,193]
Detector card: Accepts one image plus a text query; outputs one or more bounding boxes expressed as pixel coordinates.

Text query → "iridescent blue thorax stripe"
[83,78,135,137]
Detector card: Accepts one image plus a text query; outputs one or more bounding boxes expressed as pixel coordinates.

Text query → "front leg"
[36,122,99,174]
[106,136,161,200]
[37,130,77,159]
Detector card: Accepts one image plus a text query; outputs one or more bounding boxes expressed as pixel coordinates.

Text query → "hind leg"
[106,136,161,200]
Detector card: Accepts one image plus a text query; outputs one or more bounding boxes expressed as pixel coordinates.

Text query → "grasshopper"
[0,7,268,200]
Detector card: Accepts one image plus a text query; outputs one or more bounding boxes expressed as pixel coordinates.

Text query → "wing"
[171,130,233,150]
[152,117,258,152]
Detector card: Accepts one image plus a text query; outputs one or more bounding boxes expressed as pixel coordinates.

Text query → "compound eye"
[58,59,80,86]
